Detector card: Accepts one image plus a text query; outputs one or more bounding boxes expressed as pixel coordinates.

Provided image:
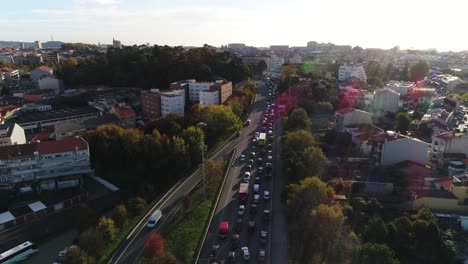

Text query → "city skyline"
[2,0,468,51]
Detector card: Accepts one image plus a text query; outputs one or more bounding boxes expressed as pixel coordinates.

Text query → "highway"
[198,79,282,263]
[109,81,268,264]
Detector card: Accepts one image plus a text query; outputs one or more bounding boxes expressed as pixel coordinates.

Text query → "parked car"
[243,172,251,182]
[238,205,245,216]
[263,191,270,200]
[260,231,268,244]
[240,154,245,161]
[241,247,250,261]
[258,249,266,262]
[253,184,260,193]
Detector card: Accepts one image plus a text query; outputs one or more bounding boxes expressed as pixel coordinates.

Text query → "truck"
[239,183,250,204]
[258,133,266,146]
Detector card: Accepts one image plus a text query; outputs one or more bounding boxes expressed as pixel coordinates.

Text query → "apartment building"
[335,108,373,132]
[373,88,400,115]
[0,137,93,191]
[200,89,219,107]
[385,81,415,95]
[372,130,429,167]
[30,66,53,82]
[110,104,136,128]
[430,132,468,168]
[141,88,185,118]
[188,80,232,104]
[0,67,19,81]
[338,64,367,83]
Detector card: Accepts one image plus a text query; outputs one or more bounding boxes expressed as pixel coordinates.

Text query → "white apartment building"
[440,75,465,91]
[267,53,285,71]
[0,68,19,81]
[38,76,62,95]
[188,82,212,102]
[335,108,373,132]
[0,137,92,190]
[430,132,468,168]
[385,81,415,95]
[373,88,400,115]
[30,66,53,82]
[0,123,26,146]
[338,64,367,83]
[200,90,219,107]
[372,131,429,167]
[161,89,185,117]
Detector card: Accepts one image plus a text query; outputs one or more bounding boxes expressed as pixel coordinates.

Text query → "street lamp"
[197,122,207,200]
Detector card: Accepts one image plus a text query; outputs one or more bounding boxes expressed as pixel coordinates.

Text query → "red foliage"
[145,231,165,257]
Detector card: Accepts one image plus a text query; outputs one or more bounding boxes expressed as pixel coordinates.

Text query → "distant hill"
[0,40,64,49]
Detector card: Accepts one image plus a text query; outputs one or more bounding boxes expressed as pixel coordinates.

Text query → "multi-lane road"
[198,79,288,264]
[110,80,282,264]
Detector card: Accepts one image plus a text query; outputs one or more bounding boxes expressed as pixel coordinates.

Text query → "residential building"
[0,123,26,146]
[0,137,93,191]
[141,89,162,118]
[200,89,219,107]
[30,66,53,82]
[188,80,232,104]
[34,41,42,49]
[210,80,232,104]
[430,132,468,168]
[0,54,14,64]
[338,64,367,83]
[385,81,415,95]
[160,89,185,117]
[112,38,122,49]
[227,43,246,50]
[110,105,136,128]
[440,75,465,91]
[0,67,19,81]
[38,76,63,95]
[23,90,55,103]
[422,108,453,128]
[335,108,373,132]
[267,53,285,71]
[7,106,99,132]
[55,114,119,140]
[373,88,400,115]
[0,105,18,121]
[0,96,23,107]
[189,82,211,102]
[372,130,430,167]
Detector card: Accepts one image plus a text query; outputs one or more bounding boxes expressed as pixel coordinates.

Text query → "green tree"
[97,216,118,242]
[204,160,223,195]
[297,146,329,179]
[408,60,430,82]
[202,105,242,142]
[63,247,96,264]
[395,112,411,134]
[314,101,333,114]
[75,203,98,232]
[112,204,128,228]
[127,197,147,216]
[285,107,312,131]
[462,92,468,102]
[181,126,206,165]
[364,218,388,243]
[360,243,400,264]
[78,228,106,257]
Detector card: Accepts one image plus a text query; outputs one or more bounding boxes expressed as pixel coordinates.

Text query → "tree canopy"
[408,60,430,82]
[395,112,411,134]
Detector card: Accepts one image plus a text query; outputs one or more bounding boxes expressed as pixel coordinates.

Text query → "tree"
[281,64,298,79]
[75,203,98,232]
[127,197,147,216]
[63,247,96,264]
[360,243,400,264]
[364,218,388,243]
[298,146,329,179]
[201,105,242,143]
[144,252,181,264]
[181,126,206,165]
[462,92,468,102]
[285,107,312,131]
[112,204,128,228]
[78,228,106,257]
[394,112,411,134]
[408,60,430,82]
[314,101,333,114]
[204,160,223,194]
[146,232,165,257]
[97,216,118,242]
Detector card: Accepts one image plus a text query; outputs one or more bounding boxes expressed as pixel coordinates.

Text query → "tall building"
[34,40,42,49]
[0,137,93,190]
[141,88,185,118]
[338,64,367,83]
[188,80,232,104]
[112,38,122,49]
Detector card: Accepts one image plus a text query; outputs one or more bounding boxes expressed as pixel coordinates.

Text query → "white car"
[240,154,246,161]
[263,191,270,200]
[243,172,251,182]
[241,247,250,260]
[253,184,260,193]
[267,156,273,161]
[238,205,245,216]
[268,130,273,136]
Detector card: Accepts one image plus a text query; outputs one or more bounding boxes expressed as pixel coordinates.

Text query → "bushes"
[97,217,118,242]
[112,204,128,228]
[127,197,147,216]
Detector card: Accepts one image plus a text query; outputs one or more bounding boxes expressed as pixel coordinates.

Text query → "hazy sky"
[2,0,467,51]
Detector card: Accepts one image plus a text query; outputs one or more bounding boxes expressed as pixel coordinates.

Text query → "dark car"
[260,231,268,244]
[210,244,219,260]
[263,210,270,222]
[231,234,240,249]
[250,203,257,215]
[248,220,255,233]
[235,218,243,232]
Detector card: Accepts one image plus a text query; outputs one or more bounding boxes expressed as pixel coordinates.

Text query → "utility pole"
[197,122,207,200]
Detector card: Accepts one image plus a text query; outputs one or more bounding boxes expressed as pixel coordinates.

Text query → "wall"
[381,137,429,166]
[10,123,26,145]
[374,90,399,114]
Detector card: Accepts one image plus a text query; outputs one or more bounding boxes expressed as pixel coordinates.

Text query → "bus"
[0,241,38,263]
[258,133,266,146]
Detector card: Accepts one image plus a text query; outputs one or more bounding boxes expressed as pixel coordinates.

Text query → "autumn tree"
[78,228,106,257]
[204,159,223,195]
[97,216,118,242]
[63,247,96,264]
[364,218,388,244]
[146,232,165,257]
[127,197,147,216]
[359,243,399,264]
[112,204,128,228]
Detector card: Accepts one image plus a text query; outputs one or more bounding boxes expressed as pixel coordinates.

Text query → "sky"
[2,0,467,51]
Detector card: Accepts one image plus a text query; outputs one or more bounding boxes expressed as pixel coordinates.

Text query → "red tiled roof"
[31,128,54,143]
[37,137,88,155]
[336,107,353,114]
[38,66,52,72]
[1,67,16,73]
[0,105,17,116]
[434,132,454,140]
[0,143,37,159]
[113,106,135,118]
[432,177,452,190]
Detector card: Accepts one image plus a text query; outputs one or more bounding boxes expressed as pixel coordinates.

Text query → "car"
[254,175,260,183]
[258,167,264,174]
[260,231,268,244]
[250,203,257,215]
[231,234,240,249]
[243,172,250,182]
[267,156,273,161]
[263,210,270,222]
[257,157,263,164]
[267,144,272,150]
[240,154,245,161]
[268,150,273,156]
[248,159,254,165]
[258,249,266,262]
[210,244,220,260]
[262,120,267,125]
[252,138,257,144]
[268,130,273,136]
[238,205,245,216]
[253,184,260,193]
[253,194,260,204]
[263,191,270,200]
[236,131,241,137]
[255,132,260,137]
[248,220,255,232]
[245,119,251,126]
[241,247,250,261]
[246,164,252,172]
[146,210,162,228]
[250,152,256,158]
[235,218,243,232]
[228,251,236,262]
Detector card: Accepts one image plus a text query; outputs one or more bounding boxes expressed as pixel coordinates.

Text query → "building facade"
[0,123,26,146]
[338,64,367,83]
[373,88,400,115]
[335,108,373,132]
[430,132,468,168]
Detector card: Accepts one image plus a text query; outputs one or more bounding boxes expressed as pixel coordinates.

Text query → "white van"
[147,210,162,228]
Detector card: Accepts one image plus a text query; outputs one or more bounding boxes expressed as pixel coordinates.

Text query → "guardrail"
[193,148,237,263]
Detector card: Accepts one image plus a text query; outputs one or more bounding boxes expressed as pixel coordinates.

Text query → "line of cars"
[210,81,277,263]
